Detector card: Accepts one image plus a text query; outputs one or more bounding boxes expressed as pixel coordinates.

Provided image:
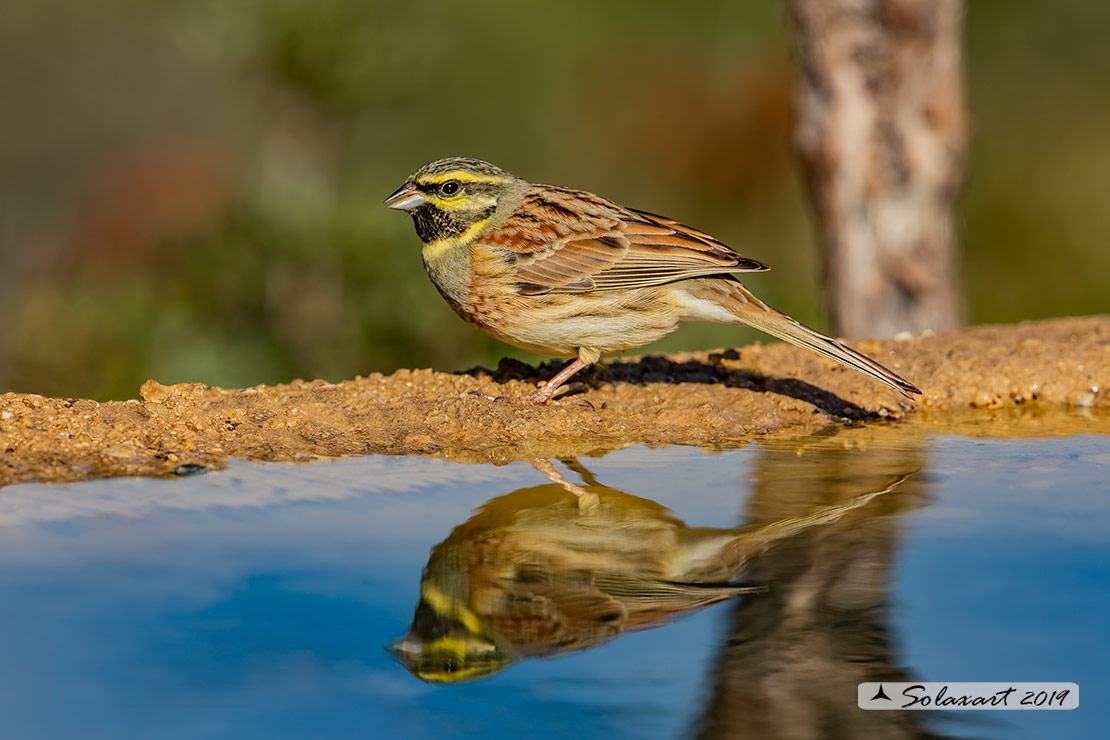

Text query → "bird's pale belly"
[426,243,738,361]
[471,286,688,359]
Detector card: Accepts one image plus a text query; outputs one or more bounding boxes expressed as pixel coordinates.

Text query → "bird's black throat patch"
[411,204,495,244]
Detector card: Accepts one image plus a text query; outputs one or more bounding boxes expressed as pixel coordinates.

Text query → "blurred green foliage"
[0,0,1107,400]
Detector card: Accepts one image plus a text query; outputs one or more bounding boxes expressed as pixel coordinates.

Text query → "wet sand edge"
[1,315,1106,487]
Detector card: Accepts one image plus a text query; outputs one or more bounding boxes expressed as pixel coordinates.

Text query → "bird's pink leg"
[474,358,590,406]
[531,458,600,509]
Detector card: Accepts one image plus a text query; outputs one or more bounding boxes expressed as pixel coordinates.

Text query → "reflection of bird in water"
[390,461,911,683]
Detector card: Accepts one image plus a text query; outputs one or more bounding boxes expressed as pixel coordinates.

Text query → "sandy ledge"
[1,316,1107,487]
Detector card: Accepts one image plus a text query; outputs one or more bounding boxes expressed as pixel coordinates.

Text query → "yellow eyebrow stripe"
[423,636,497,656]
[420,171,506,185]
[422,215,493,261]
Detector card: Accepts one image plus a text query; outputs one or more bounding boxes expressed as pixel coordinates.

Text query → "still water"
[1,414,1107,739]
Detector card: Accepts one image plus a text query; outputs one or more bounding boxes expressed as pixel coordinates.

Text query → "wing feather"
[490,186,769,295]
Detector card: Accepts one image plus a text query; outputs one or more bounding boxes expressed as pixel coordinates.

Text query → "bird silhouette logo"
[870,684,893,702]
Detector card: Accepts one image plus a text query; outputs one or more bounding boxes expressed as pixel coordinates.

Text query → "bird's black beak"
[384,183,427,211]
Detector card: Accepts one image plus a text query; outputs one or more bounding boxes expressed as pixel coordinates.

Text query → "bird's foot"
[530,459,600,509]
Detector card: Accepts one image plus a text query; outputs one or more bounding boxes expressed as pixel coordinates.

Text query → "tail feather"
[710,281,922,398]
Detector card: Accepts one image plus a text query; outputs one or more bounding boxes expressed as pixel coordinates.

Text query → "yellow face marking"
[416,636,504,683]
[420,582,454,613]
[422,635,498,656]
[422,192,497,212]
[418,171,507,186]
[421,215,493,261]
[420,582,488,636]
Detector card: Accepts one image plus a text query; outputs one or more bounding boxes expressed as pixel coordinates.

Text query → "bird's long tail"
[678,470,916,582]
[690,279,921,398]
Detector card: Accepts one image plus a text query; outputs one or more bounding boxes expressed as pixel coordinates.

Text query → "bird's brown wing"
[488,577,628,654]
[592,573,759,629]
[488,186,769,296]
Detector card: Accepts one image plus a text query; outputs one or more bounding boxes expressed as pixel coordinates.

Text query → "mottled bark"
[788,0,966,338]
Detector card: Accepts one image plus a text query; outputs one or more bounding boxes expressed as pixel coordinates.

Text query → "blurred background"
[1,0,1107,401]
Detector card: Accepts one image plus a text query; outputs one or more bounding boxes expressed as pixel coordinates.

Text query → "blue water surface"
[0,426,1106,739]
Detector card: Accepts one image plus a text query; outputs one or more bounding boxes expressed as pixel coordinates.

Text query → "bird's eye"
[440,180,461,196]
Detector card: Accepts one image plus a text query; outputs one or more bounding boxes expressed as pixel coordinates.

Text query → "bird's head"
[384,157,528,248]
[388,580,517,683]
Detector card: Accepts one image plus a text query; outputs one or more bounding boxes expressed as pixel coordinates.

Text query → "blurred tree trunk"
[788,0,966,339]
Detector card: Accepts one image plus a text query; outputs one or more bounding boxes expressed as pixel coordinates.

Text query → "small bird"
[385,158,920,404]
[389,482,764,683]
[389,463,912,683]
